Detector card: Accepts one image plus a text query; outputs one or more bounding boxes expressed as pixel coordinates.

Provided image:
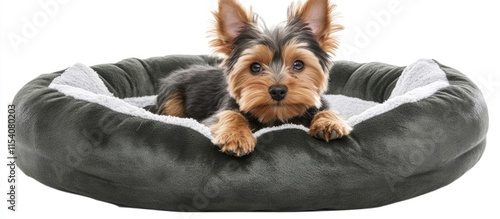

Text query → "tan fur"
[281,42,329,94]
[227,42,328,123]
[227,44,273,100]
[309,110,352,142]
[160,91,185,117]
[210,110,256,157]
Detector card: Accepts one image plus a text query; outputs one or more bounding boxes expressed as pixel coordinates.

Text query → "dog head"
[211,0,343,123]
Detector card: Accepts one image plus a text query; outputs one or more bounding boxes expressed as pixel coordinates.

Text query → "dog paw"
[210,111,256,157]
[213,130,256,157]
[309,111,352,142]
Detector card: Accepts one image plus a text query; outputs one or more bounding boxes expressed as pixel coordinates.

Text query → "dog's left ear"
[288,0,343,54]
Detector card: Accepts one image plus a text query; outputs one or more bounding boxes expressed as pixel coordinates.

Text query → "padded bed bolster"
[13,55,488,211]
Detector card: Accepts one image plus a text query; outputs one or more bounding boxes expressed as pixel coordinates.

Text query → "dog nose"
[268,85,288,101]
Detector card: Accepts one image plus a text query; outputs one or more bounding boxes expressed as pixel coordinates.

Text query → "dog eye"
[292,60,305,71]
[250,62,262,74]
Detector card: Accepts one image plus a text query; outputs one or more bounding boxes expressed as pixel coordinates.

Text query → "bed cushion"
[13,55,488,211]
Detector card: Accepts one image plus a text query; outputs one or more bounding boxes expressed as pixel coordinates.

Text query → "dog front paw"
[309,111,352,142]
[213,130,256,157]
[210,111,256,157]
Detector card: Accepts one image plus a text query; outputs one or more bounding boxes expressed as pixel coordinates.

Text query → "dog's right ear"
[211,0,254,56]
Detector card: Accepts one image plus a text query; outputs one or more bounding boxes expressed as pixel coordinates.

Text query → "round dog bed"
[13,55,488,211]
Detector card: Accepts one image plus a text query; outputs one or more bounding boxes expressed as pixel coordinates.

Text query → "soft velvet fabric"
[13,55,488,211]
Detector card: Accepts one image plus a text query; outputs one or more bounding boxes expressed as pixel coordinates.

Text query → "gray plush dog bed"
[13,55,488,211]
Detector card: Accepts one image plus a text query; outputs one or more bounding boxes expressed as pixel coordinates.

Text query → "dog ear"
[211,0,254,55]
[288,0,343,54]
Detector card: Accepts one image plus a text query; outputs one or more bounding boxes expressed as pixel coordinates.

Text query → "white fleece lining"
[49,59,449,139]
[346,59,449,126]
[53,63,114,96]
[124,96,156,108]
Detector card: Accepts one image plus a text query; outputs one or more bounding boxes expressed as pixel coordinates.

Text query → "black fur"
[156,65,231,121]
[225,17,331,76]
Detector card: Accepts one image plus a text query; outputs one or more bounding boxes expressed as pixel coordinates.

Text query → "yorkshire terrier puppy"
[156,0,352,156]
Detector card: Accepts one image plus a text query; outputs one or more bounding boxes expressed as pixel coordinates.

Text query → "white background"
[1,0,499,218]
